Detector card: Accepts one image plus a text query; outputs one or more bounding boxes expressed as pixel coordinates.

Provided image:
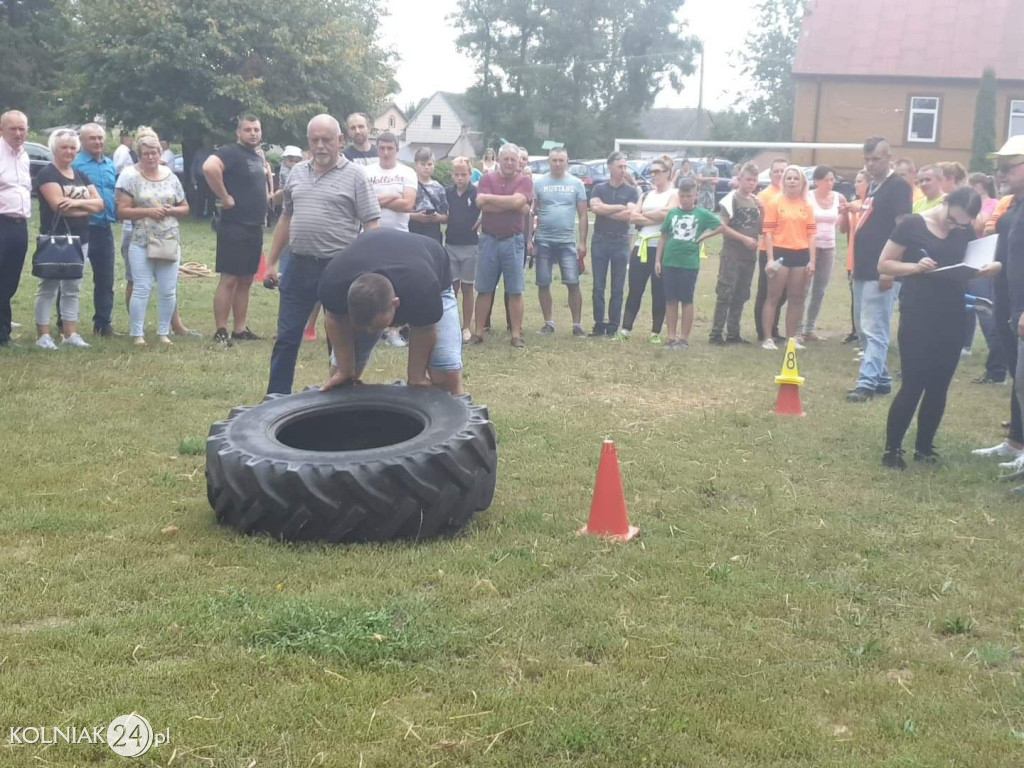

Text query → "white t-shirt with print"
[364,161,417,231]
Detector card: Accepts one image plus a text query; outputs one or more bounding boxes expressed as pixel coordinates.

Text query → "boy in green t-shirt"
[655,178,723,348]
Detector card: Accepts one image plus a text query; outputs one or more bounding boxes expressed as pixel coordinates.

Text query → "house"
[399,91,483,162]
[373,104,407,136]
[790,0,1024,172]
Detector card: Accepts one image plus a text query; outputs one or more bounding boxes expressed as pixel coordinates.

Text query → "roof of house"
[792,0,1024,81]
[407,91,480,129]
[376,103,407,121]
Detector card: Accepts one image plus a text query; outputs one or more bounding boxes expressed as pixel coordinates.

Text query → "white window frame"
[1010,99,1024,138]
[907,96,940,143]
[431,115,441,129]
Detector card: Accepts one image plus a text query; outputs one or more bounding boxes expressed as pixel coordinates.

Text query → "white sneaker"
[61,333,91,348]
[761,338,777,350]
[11,321,22,329]
[999,452,1024,470]
[972,442,1024,459]
[790,338,806,350]
[386,330,408,348]
[35,334,58,351]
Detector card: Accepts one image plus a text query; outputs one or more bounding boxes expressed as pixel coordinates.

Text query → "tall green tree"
[736,0,805,141]
[0,0,71,125]
[452,0,698,157]
[970,67,997,172]
[70,0,395,166]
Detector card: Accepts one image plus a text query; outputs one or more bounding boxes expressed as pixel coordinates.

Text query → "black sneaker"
[842,333,859,344]
[875,384,892,396]
[231,327,261,341]
[973,373,1007,385]
[882,448,907,469]
[213,328,233,347]
[94,325,121,337]
[846,387,874,403]
[709,335,727,346]
[572,326,586,337]
[914,449,940,463]
[726,335,751,344]
[587,328,607,338]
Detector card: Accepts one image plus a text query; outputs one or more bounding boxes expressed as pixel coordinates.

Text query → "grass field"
[2,214,1023,767]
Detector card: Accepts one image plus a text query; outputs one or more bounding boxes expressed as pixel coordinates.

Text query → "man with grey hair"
[73,123,120,335]
[588,150,639,337]
[0,110,30,346]
[469,142,533,348]
[265,114,381,394]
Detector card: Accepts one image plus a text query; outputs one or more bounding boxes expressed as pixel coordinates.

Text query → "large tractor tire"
[206,386,497,543]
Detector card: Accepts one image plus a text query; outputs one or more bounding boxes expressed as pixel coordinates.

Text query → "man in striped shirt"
[265,114,381,395]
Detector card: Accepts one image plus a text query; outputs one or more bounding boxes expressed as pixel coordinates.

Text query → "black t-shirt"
[891,214,974,321]
[853,173,913,280]
[37,164,92,243]
[445,184,479,245]
[994,199,1017,315]
[591,181,640,237]
[213,143,268,226]
[318,229,452,327]
[343,146,378,164]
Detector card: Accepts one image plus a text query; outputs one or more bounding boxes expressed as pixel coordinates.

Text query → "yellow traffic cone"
[773,338,806,416]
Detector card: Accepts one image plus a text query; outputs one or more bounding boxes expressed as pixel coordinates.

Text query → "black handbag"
[31,215,84,281]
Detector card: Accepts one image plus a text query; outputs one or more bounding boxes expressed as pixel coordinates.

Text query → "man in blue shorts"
[533,146,588,336]
[319,228,464,395]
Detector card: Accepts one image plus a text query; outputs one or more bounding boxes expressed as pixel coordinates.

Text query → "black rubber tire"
[206,386,497,543]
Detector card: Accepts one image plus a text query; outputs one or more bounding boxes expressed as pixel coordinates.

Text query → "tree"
[0,0,71,126]
[735,0,805,141]
[70,0,395,172]
[970,67,997,172]
[452,0,698,157]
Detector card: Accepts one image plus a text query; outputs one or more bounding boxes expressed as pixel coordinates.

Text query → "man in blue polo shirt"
[72,123,119,336]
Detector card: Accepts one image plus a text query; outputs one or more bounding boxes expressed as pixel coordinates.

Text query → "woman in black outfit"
[880,187,994,468]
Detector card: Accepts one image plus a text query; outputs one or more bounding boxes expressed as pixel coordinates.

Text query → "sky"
[377,0,761,114]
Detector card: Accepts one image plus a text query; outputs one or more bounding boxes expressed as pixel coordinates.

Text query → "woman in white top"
[621,157,679,343]
[117,133,190,345]
[800,165,846,340]
[480,148,497,175]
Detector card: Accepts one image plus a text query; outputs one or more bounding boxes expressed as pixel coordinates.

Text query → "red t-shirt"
[478,171,534,238]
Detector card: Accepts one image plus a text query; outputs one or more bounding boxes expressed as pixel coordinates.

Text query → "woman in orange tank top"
[761,165,817,350]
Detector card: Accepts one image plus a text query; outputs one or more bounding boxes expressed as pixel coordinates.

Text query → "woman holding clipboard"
[878,187,996,468]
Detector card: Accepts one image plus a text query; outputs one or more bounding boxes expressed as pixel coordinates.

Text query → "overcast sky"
[378,0,760,113]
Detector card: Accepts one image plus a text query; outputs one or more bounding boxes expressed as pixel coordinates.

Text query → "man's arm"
[406,324,438,387]
[719,212,758,250]
[202,155,232,209]
[576,200,589,258]
[321,311,361,390]
[380,187,416,212]
[477,193,528,212]
[265,214,291,278]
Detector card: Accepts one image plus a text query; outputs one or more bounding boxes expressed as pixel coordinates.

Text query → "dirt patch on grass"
[2,616,77,634]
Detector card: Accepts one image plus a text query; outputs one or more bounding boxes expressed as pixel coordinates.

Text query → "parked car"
[626,160,652,194]
[636,157,735,205]
[25,141,52,195]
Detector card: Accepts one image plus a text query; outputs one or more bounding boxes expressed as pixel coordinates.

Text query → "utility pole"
[696,46,705,140]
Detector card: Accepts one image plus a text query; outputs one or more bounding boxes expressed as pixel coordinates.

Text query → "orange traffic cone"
[579,440,639,541]
[254,252,268,282]
[773,338,807,417]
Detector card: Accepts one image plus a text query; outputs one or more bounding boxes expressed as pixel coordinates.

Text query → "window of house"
[1010,100,1024,138]
[431,115,441,129]
[388,115,395,128]
[907,96,940,143]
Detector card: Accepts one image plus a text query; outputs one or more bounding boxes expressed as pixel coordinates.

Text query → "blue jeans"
[853,278,901,391]
[965,276,1006,379]
[268,254,331,395]
[591,233,630,333]
[87,224,115,329]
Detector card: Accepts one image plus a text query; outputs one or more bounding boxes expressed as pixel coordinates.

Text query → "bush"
[432,161,453,188]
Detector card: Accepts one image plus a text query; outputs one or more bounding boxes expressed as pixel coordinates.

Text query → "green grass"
[1,215,1023,766]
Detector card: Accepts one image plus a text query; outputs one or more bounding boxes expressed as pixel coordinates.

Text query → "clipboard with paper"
[925,234,998,276]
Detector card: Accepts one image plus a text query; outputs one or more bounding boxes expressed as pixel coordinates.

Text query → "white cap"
[282,145,303,159]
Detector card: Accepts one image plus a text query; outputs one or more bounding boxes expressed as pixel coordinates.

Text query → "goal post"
[613,138,865,172]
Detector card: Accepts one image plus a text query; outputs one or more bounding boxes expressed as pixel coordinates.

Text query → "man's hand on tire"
[321,372,362,391]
